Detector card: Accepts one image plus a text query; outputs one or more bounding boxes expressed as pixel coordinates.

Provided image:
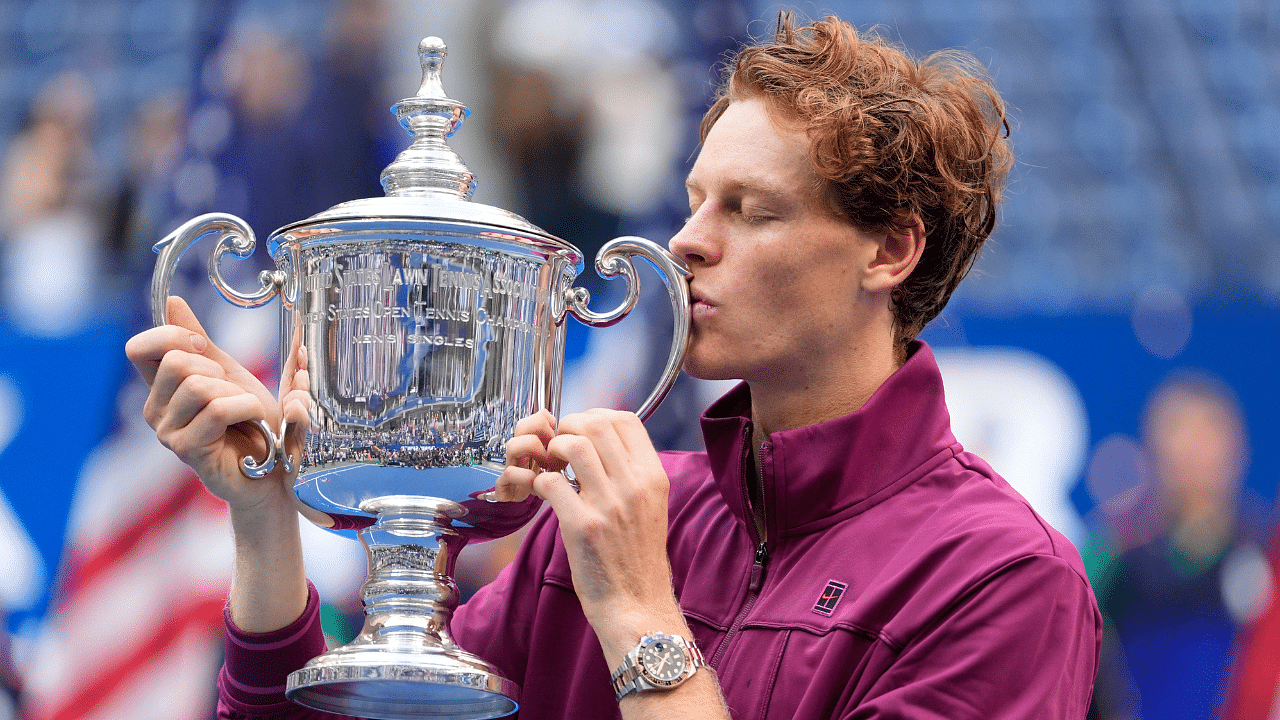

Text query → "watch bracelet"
[611,633,706,701]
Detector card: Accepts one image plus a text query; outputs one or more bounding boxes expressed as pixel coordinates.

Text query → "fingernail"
[190,334,207,352]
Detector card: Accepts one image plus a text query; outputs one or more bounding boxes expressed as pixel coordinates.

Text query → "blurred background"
[0,0,1275,718]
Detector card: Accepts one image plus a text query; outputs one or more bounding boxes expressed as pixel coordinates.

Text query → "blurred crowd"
[0,0,1277,718]
[1084,373,1275,720]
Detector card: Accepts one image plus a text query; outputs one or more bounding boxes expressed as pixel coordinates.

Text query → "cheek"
[750,249,818,292]
[763,260,860,318]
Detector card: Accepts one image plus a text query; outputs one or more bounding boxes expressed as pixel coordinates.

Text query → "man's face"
[669,98,885,388]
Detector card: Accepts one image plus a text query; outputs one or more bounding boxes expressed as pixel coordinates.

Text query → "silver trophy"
[149,37,689,720]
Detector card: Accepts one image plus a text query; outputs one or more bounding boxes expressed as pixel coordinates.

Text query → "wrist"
[228,491,303,563]
[593,602,692,670]
[226,479,297,523]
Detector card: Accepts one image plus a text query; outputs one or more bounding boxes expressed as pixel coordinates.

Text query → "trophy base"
[284,496,524,719]
[286,644,518,720]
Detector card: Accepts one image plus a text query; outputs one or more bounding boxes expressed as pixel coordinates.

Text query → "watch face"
[638,635,688,686]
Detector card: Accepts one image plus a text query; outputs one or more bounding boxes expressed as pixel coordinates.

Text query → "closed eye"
[737,196,787,224]
[739,209,780,225]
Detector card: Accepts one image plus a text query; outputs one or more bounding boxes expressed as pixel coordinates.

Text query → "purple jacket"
[219,342,1101,719]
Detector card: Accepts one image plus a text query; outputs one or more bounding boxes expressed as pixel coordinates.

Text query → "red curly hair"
[701,13,1013,353]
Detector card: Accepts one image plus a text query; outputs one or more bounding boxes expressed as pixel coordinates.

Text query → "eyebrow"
[684,174,796,202]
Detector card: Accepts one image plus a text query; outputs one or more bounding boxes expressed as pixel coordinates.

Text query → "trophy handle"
[564,236,691,421]
[149,212,294,479]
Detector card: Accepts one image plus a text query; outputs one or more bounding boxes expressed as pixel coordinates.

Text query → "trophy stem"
[360,500,463,646]
[286,497,519,720]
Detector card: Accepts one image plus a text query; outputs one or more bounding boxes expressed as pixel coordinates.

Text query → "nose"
[667,209,718,267]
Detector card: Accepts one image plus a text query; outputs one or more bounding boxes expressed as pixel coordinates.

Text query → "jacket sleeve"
[849,553,1102,720]
[217,581,358,720]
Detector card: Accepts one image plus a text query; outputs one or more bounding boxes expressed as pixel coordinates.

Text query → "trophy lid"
[272,37,567,250]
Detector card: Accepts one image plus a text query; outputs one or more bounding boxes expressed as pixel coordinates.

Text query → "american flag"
[19,305,288,720]
[18,298,369,720]
[18,380,234,720]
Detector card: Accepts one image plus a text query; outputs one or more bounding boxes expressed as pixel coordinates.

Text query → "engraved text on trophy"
[297,241,551,471]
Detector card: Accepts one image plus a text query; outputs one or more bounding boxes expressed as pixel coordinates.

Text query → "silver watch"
[611,631,705,701]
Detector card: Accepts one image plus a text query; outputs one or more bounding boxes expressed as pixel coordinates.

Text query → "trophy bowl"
[148,37,689,720]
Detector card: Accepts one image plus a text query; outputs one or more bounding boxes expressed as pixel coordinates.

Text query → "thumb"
[165,295,210,338]
[164,295,238,369]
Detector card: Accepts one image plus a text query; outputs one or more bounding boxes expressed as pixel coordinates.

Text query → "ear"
[861,214,926,294]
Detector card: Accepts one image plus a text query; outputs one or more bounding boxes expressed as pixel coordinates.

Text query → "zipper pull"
[749,541,769,593]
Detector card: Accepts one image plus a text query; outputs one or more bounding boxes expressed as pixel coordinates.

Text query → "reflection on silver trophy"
[149,37,690,720]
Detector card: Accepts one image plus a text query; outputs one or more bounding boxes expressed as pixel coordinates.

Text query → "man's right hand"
[123,295,310,511]
[126,294,315,633]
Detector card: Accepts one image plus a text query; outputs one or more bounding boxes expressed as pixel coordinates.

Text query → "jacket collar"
[699,341,959,540]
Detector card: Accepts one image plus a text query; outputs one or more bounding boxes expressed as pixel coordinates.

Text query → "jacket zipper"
[709,428,771,669]
[711,540,769,668]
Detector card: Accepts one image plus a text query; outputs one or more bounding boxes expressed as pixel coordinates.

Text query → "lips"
[688,287,716,322]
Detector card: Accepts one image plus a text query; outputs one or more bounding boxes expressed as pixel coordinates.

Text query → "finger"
[545,432,612,499]
[603,409,665,475]
[280,388,310,474]
[288,367,310,394]
[504,410,563,473]
[281,339,313,444]
[148,349,228,416]
[531,470,585,517]
[505,433,560,473]
[295,500,338,529]
[557,411,632,481]
[125,325,210,386]
[160,374,262,436]
[578,408,650,459]
[512,409,557,445]
[281,387,312,429]
[491,465,535,502]
[160,392,265,461]
[279,349,298,397]
[277,345,310,434]
[279,328,306,397]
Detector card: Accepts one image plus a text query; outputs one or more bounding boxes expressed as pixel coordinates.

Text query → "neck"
[747,335,904,439]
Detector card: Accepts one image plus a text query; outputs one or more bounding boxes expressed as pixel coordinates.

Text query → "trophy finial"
[380,36,476,199]
[417,37,448,99]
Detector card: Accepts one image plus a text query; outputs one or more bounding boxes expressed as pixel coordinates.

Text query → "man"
[126,13,1100,720]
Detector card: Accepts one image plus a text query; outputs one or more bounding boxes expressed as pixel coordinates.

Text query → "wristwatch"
[611,631,706,701]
